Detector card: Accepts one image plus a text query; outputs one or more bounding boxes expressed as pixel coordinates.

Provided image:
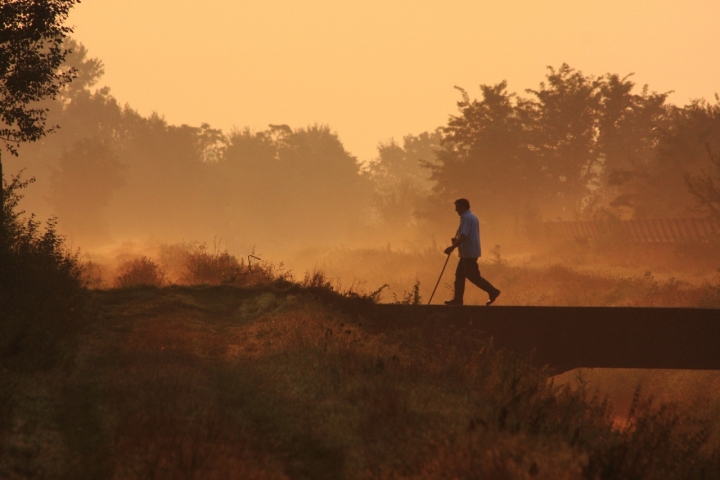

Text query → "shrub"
[179,242,240,285]
[179,243,292,287]
[114,256,166,288]
[0,171,85,370]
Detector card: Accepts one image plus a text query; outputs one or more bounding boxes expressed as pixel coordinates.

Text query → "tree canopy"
[424,65,713,223]
[0,0,78,155]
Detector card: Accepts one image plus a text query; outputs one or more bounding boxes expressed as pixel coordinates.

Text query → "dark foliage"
[0,171,84,370]
[0,0,78,154]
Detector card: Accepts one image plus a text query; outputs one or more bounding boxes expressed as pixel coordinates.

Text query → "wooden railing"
[545,218,720,243]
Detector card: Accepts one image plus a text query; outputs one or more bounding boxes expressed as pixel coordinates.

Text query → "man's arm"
[444,234,468,255]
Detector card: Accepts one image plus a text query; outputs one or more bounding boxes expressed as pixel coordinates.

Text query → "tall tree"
[596,74,670,216]
[365,130,440,228]
[220,124,371,248]
[1,0,77,229]
[0,0,77,153]
[425,65,678,224]
[635,98,720,218]
[518,64,602,214]
[426,81,535,223]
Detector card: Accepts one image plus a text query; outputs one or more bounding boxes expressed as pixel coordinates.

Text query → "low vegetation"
[0,172,85,371]
[4,176,720,478]
[114,256,166,288]
[2,271,720,478]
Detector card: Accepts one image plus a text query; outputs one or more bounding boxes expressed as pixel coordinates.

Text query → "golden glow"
[68,0,719,161]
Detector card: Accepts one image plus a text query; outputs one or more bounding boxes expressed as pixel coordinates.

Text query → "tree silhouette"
[519,64,602,213]
[1,0,78,233]
[427,81,537,222]
[219,124,370,248]
[0,0,77,154]
[423,65,710,224]
[597,74,670,215]
[614,98,720,218]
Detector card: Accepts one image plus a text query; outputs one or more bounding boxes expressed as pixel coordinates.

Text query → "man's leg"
[450,258,467,304]
[463,258,501,303]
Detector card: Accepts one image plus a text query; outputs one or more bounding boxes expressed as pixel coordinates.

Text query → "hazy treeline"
[428,68,720,227]
[7,41,720,254]
[12,40,438,252]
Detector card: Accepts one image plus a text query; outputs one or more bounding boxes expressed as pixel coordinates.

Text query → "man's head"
[454,198,470,215]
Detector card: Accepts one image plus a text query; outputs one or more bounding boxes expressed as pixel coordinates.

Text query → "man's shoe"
[486,290,501,306]
[444,299,463,306]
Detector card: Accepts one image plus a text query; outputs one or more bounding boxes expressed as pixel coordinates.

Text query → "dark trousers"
[454,258,497,301]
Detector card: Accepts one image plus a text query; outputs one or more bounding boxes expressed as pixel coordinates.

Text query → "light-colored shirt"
[457,209,481,258]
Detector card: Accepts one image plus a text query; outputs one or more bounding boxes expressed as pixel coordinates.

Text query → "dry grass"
[81,234,720,306]
[286,245,720,308]
[84,242,288,289]
[2,284,719,479]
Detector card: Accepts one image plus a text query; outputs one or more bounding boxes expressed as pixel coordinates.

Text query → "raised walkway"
[363,305,720,373]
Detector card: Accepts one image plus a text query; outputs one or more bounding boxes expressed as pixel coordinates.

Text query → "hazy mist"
[5,34,720,301]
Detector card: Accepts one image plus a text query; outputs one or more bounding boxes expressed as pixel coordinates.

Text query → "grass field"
[2,280,720,479]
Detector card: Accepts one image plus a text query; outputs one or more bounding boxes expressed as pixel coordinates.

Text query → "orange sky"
[68,0,720,162]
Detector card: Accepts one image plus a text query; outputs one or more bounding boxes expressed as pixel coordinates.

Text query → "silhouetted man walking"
[444,198,501,306]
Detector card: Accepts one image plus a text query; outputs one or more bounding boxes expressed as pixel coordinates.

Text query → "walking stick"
[427,253,451,305]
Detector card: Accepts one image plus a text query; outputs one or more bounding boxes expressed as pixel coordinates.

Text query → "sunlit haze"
[67,0,720,162]
[5,0,720,299]
[6,6,720,466]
